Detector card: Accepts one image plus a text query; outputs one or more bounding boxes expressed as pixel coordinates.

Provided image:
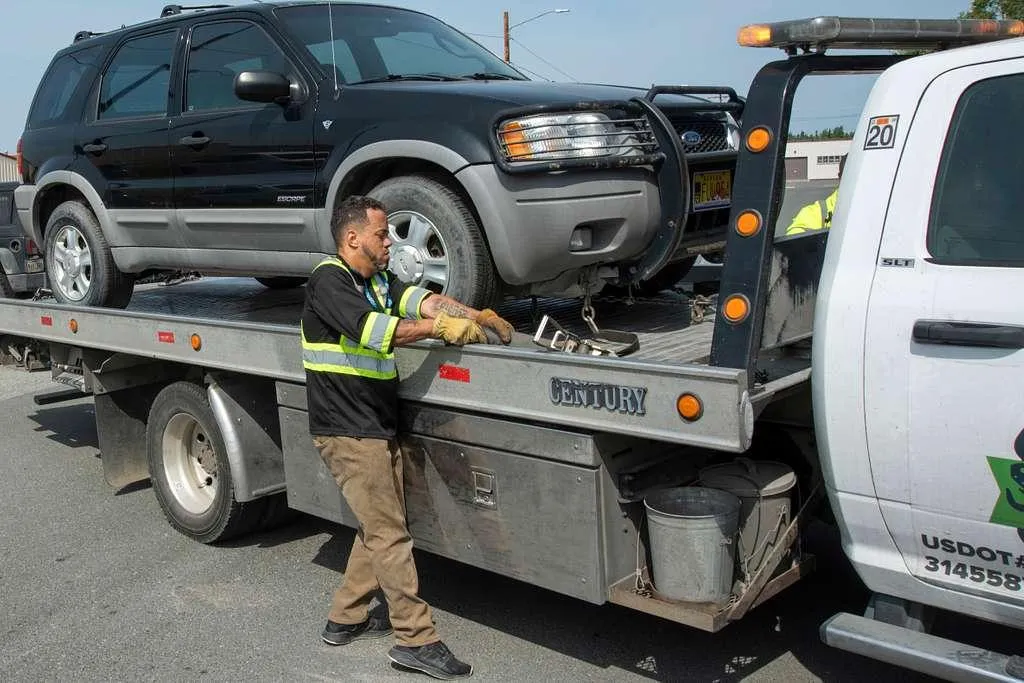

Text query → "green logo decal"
[988,456,1024,529]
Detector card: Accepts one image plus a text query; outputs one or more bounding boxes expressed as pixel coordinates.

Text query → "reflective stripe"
[399,286,431,319]
[301,321,396,379]
[360,311,399,352]
[302,347,396,379]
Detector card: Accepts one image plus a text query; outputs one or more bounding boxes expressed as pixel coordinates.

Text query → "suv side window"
[927,73,1024,265]
[28,45,103,127]
[185,20,292,113]
[98,31,177,120]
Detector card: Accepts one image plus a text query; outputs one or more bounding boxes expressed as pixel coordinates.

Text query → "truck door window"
[98,32,176,120]
[928,73,1024,266]
[28,45,103,128]
[185,21,293,113]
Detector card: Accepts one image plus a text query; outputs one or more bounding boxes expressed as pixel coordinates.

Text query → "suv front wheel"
[367,174,498,310]
[43,200,135,308]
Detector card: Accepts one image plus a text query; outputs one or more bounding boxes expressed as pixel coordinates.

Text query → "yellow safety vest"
[786,189,838,236]
[300,257,424,381]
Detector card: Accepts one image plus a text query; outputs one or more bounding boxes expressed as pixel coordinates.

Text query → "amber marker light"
[723,295,751,324]
[69,319,78,334]
[737,24,772,47]
[677,393,704,422]
[190,334,203,352]
[736,210,762,237]
[746,127,772,153]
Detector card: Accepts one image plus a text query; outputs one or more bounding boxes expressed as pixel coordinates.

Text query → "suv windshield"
[275,4,525,85]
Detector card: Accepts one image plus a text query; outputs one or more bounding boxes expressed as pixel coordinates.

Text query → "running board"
[821,612,1024,682]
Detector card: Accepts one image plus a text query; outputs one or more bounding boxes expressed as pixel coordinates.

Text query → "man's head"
[331,195,391,277]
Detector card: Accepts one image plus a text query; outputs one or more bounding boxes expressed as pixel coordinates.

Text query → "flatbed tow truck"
[5,16,1024,681]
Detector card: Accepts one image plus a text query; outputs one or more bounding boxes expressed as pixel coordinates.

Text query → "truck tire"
[43,200,134,308]
[146,381,266,544]
[255,276,306,290]
[367,174,499,309]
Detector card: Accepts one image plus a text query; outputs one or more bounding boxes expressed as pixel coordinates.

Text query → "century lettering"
[549,377,648,416]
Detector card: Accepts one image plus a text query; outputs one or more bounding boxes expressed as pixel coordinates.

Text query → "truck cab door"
[864,58,1024,604]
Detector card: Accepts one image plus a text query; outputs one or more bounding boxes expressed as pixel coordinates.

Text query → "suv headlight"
[497,112,647,163]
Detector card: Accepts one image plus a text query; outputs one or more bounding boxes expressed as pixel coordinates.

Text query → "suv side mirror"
[235,70,292,103]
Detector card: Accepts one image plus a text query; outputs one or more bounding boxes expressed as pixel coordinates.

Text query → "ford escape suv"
[16,2,740,308]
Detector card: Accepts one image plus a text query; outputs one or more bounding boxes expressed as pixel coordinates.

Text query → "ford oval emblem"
[682,130,702,146]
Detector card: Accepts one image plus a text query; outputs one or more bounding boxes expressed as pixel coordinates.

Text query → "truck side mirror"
[234,70,292,104]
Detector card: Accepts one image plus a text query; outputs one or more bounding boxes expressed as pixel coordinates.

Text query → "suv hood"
[346,79,723,115]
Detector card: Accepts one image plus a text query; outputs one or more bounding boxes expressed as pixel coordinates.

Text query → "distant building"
[784,139,851,181]
[0,153,17,183]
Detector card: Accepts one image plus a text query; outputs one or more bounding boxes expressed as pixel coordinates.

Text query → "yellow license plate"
[693,170,732,210]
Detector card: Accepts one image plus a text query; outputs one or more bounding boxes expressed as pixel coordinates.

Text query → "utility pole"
[503,11,510,63]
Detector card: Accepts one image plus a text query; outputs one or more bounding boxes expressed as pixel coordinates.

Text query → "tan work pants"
[313,435,438,647]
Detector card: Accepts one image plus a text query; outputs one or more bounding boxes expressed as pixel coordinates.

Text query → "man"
[785,154,846,236]
[301,195,514,680]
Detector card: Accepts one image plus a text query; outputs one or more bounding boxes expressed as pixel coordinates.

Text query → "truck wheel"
[255,276,306,290]
[146,381,265,544]
[367,175,499,309]
[43,200,134,308]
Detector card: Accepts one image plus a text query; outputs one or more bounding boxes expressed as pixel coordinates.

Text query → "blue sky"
[0,0,974,153]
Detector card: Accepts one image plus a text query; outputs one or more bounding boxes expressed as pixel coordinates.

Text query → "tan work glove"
[432,312,488,346]
[476,308,514,344]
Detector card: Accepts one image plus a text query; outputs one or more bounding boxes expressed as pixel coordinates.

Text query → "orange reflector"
[190,334,202,352]
[723,295,750,323]
[1011,21,1024,35]
[737,24,772,47]
[498,121,531,160]
[736,210,762,237]
[677,393,703,422]
[69,319,78,334]
[746,127,772,153]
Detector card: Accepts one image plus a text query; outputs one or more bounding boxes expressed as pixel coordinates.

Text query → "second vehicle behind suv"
[16,2,739,308]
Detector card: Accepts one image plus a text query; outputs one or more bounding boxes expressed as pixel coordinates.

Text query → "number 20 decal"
[864,115,900,150]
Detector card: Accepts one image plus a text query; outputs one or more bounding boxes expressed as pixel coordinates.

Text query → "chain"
[580,274,600,335]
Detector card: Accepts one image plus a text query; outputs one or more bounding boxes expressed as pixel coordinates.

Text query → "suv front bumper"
[456,163,661,286]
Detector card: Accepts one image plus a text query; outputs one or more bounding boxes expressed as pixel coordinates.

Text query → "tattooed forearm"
[436,300,471,318]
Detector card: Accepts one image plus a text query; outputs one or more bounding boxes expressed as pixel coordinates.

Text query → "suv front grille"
[675,121,731,154]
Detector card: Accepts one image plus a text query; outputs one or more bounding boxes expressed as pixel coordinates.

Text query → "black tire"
[146,381,267,544]
[255,276,307,290]
[0,265,13,298]
[367,174,499,309]
[43,200,134,308]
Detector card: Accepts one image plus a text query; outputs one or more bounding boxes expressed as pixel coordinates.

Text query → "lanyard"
[361,274,392,312]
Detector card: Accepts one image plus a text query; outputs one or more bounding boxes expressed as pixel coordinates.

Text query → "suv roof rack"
[160,4,232,18]
[73,30,106,43]
[738,16,1024,55]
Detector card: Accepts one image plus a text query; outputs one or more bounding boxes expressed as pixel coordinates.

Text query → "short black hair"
[331,195,386,247]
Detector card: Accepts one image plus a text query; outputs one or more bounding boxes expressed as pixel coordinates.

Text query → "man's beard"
[362,244,388,272]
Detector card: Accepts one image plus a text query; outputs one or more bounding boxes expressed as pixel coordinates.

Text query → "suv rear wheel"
[367,174,498,310]
[43,200,134,308]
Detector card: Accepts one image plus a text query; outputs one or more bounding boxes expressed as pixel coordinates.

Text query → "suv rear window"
[927,73,1024,266]
[27,45,103,127]
[98,31,177,120]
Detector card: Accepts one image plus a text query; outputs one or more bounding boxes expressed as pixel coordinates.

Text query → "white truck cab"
[779,17,1024,679]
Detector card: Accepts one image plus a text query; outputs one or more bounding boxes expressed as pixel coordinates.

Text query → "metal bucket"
[643,486,741,604]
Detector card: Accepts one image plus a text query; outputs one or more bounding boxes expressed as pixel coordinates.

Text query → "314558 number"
[923,556,1022,591]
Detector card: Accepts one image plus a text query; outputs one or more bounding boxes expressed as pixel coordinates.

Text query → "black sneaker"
[388,640,472,680]
[321,615,393,646]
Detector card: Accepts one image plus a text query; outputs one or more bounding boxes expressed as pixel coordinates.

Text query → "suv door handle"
[178,135,210,147]
[912,320,1024,349]
[81,142,107,154]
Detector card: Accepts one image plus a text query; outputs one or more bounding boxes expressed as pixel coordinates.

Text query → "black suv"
[16,2,740,308]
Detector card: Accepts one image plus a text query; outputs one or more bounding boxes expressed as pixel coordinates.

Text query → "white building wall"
[0,155,18,183]
[785,139,852,180]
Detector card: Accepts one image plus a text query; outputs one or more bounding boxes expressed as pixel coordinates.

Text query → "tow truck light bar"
[738,16,1024,53]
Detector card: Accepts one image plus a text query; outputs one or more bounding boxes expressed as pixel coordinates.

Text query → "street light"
[503,8,570,63]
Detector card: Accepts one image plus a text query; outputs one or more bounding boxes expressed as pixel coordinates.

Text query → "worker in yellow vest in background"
[786,154,846,236]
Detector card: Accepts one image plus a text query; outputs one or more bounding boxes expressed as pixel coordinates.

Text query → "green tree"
[960,0,1024,19]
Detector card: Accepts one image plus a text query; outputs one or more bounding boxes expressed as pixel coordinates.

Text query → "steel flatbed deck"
[0,277,809,451]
